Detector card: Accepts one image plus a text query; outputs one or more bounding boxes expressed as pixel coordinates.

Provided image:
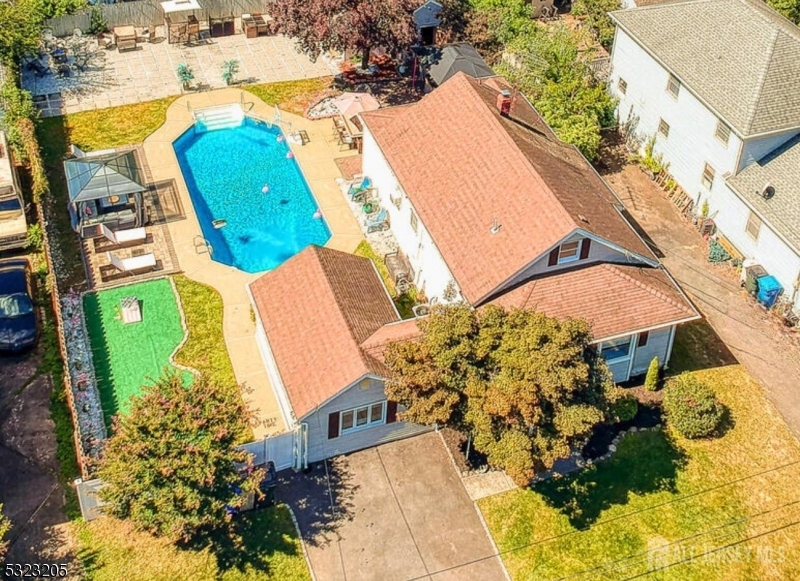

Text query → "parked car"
[0,258,38,352]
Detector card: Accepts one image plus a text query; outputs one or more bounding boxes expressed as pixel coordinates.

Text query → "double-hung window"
[745,211,762,241]
[667,75,681,98]
[340,402,386,435]
[701,163,715,190]
[558,241,581,264]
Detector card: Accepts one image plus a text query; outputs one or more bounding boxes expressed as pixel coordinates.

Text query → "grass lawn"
[83,279,191,427]
[75,505,310,581]
[245,77,334,115]
[480,322,800,580]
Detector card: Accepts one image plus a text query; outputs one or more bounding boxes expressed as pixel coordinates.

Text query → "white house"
[609,0,800,310]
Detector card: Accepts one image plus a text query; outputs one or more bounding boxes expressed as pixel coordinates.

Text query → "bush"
[663,374,725,439]
[608,392,638,423]
[25,223,43,251]
[644,357,660,391]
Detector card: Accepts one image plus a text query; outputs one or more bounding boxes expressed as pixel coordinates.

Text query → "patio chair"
[107,251,157,273]
[101,224,147,246]
[26,58,51,77]
[365,208,390,233]
[348,176,372,198]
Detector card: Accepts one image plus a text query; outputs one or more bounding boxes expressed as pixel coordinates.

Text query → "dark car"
[0,258,38,353]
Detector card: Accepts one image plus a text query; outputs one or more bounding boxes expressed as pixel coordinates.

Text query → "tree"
[644,357,660,391]
[0,0,46,61]
[0,504,10,560]
[663,374,725,439]
[268,0,418,70]
[385,304,616,485]
[572,0,620,49]
[767,0,800,25]
[99,374,262,544]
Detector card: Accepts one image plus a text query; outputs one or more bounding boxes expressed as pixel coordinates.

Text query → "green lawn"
[75,505,310,581]
[480,322,800,580]
[84,279,191,427]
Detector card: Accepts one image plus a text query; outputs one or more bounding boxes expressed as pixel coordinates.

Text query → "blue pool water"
[173,117,330,273]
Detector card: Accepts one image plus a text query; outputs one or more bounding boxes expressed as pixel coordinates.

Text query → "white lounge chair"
[107,251,156,273]
[101,224,146,246]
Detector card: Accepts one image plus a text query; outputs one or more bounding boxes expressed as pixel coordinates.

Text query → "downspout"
[663,325,677,370]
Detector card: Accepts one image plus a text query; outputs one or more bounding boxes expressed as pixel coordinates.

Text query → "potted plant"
[222,60,239,86]
[176,63,194,91]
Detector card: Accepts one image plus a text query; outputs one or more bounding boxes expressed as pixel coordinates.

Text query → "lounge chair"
[107,251,156,273]
[365,208,390,233]
[348,176,372,200]
[102,224,147,245]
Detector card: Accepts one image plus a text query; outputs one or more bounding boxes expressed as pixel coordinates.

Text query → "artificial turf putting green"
[84,279,191,428]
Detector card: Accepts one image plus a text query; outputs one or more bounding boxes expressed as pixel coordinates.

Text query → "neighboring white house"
[0,131,28,251]
[609,0,800,310]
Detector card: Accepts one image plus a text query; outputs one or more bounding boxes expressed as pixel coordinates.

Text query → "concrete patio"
[142,88,363,439]
[23,31,338,117]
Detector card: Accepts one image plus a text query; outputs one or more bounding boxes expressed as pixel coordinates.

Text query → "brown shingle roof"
[361,73,655,304]
[490,263,699,340]
[360,318,423,372]
[249,246,400,419]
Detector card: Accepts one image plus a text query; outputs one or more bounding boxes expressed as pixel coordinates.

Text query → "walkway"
[280,432,509,581]
[604,164,800,438]
[142,88,362,438]
[24,33,337,117]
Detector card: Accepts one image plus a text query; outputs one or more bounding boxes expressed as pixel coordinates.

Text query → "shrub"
[644,357,660,391]
[608,391,638,423]
[88,6,107,35]
[25,223,43,251]
[663,374,725,439]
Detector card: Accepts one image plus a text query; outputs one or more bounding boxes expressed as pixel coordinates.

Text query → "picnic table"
[114,26,137,52]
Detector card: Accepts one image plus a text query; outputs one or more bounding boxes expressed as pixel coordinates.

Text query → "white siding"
[611,29,741,204]
[738,131,800,172]
[707,185,800,310]
[303,377,432,463]
[362,126,462,303]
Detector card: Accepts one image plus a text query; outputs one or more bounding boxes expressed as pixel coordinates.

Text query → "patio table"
[114,26,137,52]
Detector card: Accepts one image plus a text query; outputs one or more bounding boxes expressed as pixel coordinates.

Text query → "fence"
[45,0,271,37]
[240,430,297,472]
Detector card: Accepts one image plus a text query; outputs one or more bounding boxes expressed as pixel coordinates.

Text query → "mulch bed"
[334,156,362,180]
[440,427,489,473]
[582,404,663,460]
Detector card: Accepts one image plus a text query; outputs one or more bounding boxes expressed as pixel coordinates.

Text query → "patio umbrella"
[333,92,380,118]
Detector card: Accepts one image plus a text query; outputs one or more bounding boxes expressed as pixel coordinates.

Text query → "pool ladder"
[193,235,213,256]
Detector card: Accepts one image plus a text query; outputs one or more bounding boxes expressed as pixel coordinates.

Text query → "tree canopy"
[384,304,623,485]
[572,0,620,49]
[767,0,800,24]
[0,504,10,560]
[268,0,418,69]
[99,374,262,544]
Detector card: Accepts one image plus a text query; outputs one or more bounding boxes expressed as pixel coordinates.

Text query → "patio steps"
[193,104,244,132]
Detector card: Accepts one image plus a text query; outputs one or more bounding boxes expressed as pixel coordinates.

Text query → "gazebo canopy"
[160,0,201,14]
[65,150,146,203]
[427,43,496,87]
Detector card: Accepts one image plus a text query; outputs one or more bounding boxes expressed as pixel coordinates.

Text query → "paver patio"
[23,31,337,117]
[142,88,363,438]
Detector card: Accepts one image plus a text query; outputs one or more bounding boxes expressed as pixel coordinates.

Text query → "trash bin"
[256,461,278,509]
[744,264,768,295]
[757,275,783,308]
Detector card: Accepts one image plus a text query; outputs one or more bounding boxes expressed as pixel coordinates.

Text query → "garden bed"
[582,404,662,460]
[440,427,489,473]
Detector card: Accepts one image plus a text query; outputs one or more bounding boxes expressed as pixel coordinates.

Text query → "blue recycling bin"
[757,275,783,308]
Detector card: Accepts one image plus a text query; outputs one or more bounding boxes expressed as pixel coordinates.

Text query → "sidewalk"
[604,163,800,438]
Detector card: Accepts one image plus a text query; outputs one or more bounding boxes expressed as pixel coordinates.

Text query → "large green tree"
[0,504,10,560]
[572,0,620,49]
[768,0,800,23]
[268,0,418,70]
[384,304,623,485]
[99,374,262,544]
[0,0,46,61]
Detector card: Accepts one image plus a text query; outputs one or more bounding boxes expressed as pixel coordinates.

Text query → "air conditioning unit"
[760,183,776,200]
[412,304,430,317]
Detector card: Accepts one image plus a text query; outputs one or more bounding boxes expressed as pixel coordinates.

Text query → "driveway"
[602,160,800,437]
[279,432,508,581]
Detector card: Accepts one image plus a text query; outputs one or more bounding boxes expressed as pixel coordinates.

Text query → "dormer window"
[548,238,592,266]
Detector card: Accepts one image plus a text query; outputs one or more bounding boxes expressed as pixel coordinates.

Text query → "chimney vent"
[490,217,502,234]
[496,90,512,116]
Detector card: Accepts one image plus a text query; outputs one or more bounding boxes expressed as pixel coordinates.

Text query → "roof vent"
[578,214,589,223]
[496,90,512,116]
[760,183,775,200]
[490,217,502,234]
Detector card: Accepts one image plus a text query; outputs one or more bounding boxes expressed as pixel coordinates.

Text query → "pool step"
[193,104,245,132]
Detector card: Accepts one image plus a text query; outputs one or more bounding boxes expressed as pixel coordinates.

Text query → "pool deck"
[143,88,363,439]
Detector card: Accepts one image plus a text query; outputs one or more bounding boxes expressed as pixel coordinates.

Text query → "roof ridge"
[604,263,692,314]
[747,28,780,135]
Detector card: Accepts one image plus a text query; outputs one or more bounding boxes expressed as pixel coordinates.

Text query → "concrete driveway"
[603,161,800,437]
[279,432,508,581]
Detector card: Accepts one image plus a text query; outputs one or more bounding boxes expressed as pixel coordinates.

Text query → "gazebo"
[65,149,148,238]
[160,0,203,44]
[426,43,496,87]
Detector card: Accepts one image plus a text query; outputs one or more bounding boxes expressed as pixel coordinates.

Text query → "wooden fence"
[45,0,270,37]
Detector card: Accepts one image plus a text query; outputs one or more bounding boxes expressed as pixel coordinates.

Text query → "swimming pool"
[173,113,330,273]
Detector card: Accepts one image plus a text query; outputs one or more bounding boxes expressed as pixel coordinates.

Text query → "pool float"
[212,219,227,229]
[262,184,270,194]
[277,135,285,143]
[313,209,322,219]
[286,151,295,159]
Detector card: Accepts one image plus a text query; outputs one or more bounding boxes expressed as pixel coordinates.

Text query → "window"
[745,211,762,241]
[558,241,580,264]
[410,210,419,233]
[714,120,731,145]
[666,75,681,98]
[600,337,632,361]
[617,78,628,95]
[638,331,649,347]
[657,119,670,138]
[339,402,386,435]
[701,163,715,189]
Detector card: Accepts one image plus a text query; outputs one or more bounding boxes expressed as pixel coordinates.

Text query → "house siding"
[630,327,672,376]
[708,185,800,310]
[362,126,462,303]
[738,131,800,173]
[303,376,431,463]
[611,28,741,206]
